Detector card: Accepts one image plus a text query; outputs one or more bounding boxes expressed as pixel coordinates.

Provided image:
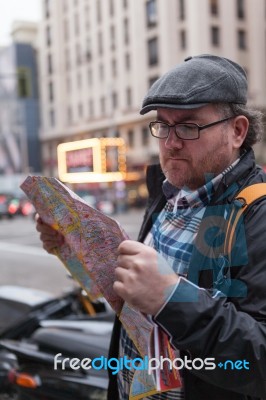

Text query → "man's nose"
[164,127,184,148]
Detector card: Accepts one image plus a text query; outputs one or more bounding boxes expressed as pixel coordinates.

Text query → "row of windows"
[211,27,247,48]
[59,51,131,77]
[47,25,247,83]
[47,27,247,82]
[45,0,247,25]
[63,17,130,48]
[46,23,130,66]
[146,0,247,27]
[46,46,131,76]
[48,87,133,125]
[148,28,248,65]
[179,0,247,20]
[210,0,246,18]
[45,0,129,20]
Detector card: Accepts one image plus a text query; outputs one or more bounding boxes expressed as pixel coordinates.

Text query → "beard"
[160,132,233,190]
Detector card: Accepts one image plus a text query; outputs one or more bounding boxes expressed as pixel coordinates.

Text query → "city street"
[0,209,145,295]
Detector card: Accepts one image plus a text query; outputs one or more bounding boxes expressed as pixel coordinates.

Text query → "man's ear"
[232,115,249,149]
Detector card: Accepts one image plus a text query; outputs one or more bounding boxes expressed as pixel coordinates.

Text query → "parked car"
[0,194,17,219]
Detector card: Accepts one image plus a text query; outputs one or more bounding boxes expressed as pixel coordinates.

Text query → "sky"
[0,0,41,46]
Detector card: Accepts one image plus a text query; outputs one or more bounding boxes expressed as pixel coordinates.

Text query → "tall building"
[39,0,266,179]
[0,21,41,176]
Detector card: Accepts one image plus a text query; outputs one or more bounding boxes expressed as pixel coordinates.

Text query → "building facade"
[38,0,266,180]
[0,21,41,177]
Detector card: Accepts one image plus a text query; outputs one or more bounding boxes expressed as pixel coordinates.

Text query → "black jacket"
[108,148,266,400]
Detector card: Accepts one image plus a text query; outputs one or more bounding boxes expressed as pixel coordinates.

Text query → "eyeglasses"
[149,116,235,140]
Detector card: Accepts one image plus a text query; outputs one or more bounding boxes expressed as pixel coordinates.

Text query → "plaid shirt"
[118,160,240,400]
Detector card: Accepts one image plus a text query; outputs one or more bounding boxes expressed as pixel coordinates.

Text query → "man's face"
[157,105,244,190]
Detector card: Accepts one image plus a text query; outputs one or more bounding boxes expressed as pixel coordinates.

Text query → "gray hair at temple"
[216,103,264,150]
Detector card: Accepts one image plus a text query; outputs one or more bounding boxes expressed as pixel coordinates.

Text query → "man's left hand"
[113,240,180,315]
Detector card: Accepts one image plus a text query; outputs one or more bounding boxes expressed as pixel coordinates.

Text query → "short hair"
[216,103,264,149]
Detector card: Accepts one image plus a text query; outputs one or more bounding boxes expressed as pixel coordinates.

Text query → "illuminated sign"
[57,138,127,183]
[66,148,93,172]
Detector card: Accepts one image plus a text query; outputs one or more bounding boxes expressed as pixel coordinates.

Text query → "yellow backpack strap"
[224,183,266,261]
[234,183,266,211]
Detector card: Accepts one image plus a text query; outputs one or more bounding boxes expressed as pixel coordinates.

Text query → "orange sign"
[57,138,126,183]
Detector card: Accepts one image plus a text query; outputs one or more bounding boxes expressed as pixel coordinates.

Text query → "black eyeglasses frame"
[149,116,235,140]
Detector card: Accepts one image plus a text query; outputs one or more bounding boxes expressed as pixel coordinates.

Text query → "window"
[65,48,70,70]
[85,5,90,29]
[75,13,80,36]
[49,81,54,102]
[211,26,220,46]
[237,0,245,19]
[67,106,72,123]
[126,87,132,108]
[63,0,68,13]
[146,0,157,26]
[88,68,92,86]
[45,0,50,18]
[179,0,185,20]
[124,18,129,44]
[76,43,81,65]
[110,0,114,16]
[99,63,104,80]
[110,25,116,50]
[112,91,118,109]
[97,0,101,23]
[125,53,131,70]
[128,129,134,148]
[66,76,71,93]
[48,53,53,74]
[238,29,247,49]
[89,99,94,117]
[142,127,149,146]
[112,58,117,77]
[98,31,103,55]
[64,19,69,41]
[77,73,82,89]
[17,68,31,98]
[49,109,55,127]
[86,38,92,62]
[46,26,51,46]
[100,96,106,114]
[78,103,83,118]
[148,37,159,66]
[180,30,186,49]
[210,0,219,16]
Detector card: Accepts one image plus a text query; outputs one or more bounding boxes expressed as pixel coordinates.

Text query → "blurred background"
[0,0,266,292]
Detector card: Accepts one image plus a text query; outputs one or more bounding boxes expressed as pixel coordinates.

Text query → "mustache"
[163,150,187,158]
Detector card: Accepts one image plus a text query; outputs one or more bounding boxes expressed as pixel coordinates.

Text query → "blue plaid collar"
[162,157,241,209]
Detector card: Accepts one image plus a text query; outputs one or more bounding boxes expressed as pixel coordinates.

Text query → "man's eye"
[181,124,195,130]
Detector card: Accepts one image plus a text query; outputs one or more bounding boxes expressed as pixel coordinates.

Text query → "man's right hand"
[35,214,65,254]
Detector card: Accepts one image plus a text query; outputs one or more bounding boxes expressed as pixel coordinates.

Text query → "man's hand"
[113,240,180,315]
[35,214,64,254]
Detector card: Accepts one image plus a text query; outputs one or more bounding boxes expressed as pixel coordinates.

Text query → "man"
[37,55,266,399]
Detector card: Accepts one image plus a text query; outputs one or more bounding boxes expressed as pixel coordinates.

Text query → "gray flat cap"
[140,54,248,115]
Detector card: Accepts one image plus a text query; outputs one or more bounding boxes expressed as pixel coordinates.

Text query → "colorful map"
[20,175,181,399]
